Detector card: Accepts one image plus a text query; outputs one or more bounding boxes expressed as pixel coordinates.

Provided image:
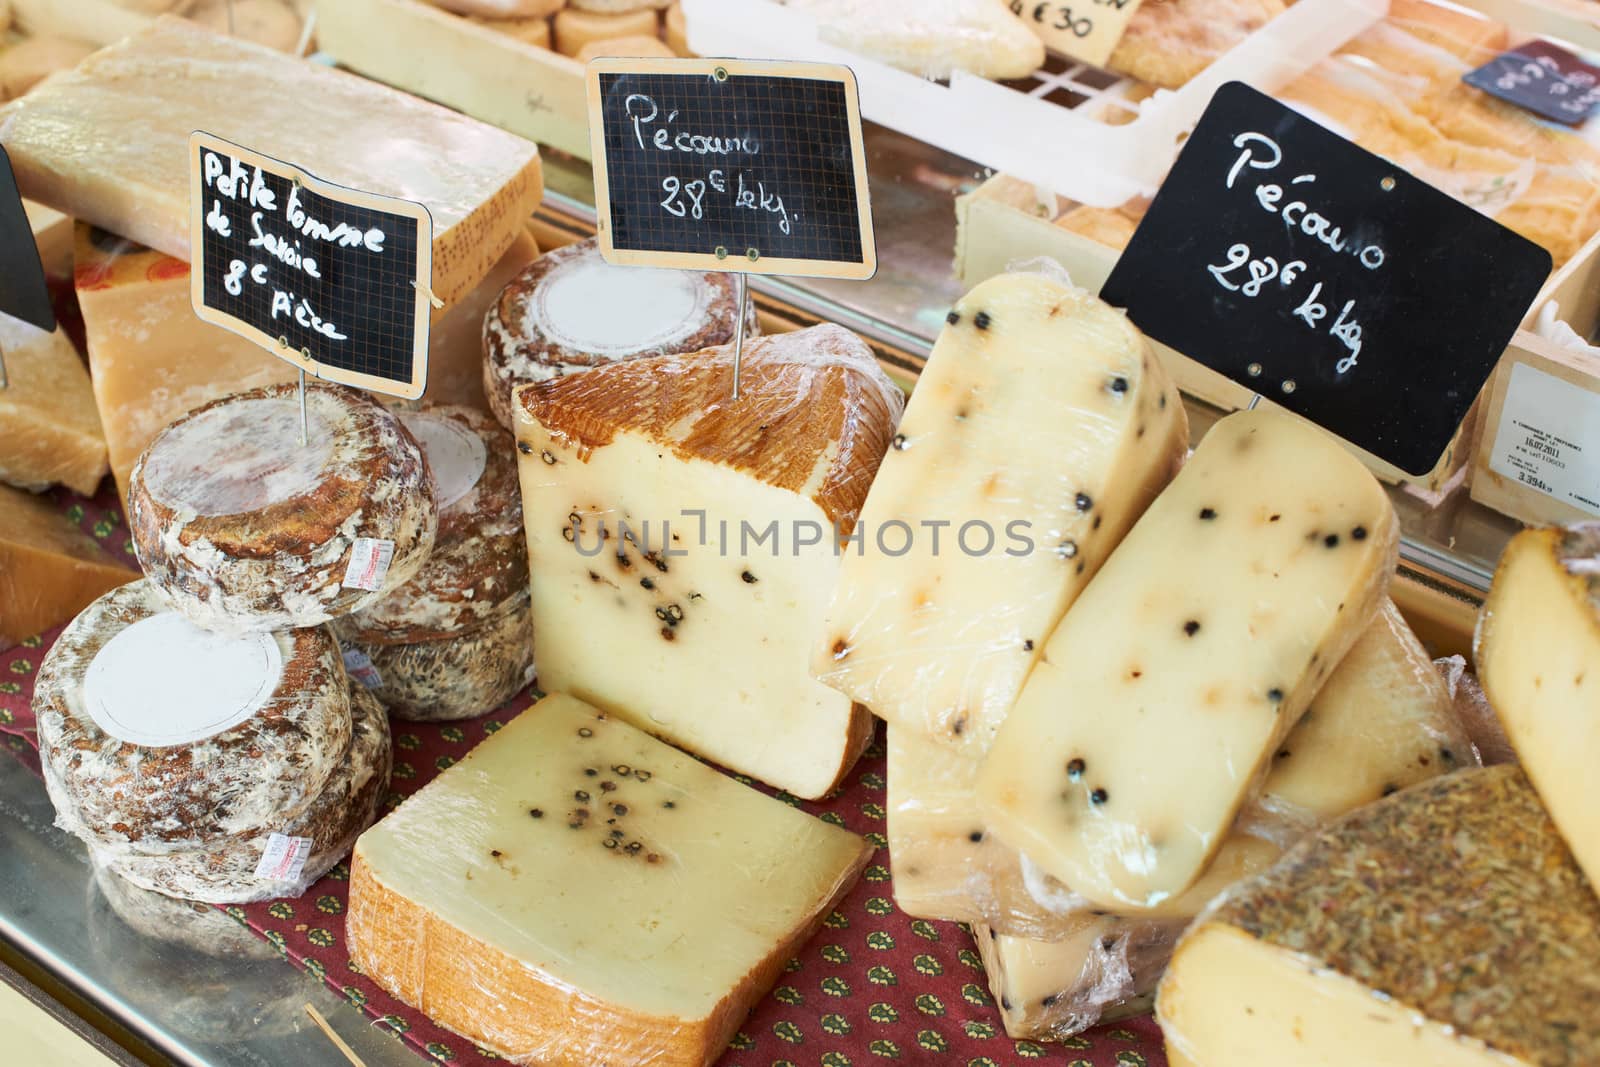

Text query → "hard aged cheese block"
[128,382,437,634]
[1475,523,1600,890]
[514,324,903,798]
[347,693,872,1067]
[785,0,1044,80]
[0,17,543,306]
[1159,766,1600,1067]
[0,315,108,494]
[0,484,136,648]
[978,409,1399,911]
[816,270,1186,756]
[33,579,353,849]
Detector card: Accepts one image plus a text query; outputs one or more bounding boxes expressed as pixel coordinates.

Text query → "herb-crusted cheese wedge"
[1159,766,1600,1067]
[978,409,1398,911]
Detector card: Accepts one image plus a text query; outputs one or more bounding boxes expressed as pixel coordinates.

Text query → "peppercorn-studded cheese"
[513,325,903,798]
[816,271,1187,757]
[1159,767,1600,1067]
[347,693,872,1067]
[978,410,1398,911]
[1475,523,1600,890]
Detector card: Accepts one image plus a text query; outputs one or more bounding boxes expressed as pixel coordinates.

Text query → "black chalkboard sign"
[586,57,876,280]
[1464,40,1600,127]
[0,145,55,334]
[1101,82,1552,477]
[188,132,433,399]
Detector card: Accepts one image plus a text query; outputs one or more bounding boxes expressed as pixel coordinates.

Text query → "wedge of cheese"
[786,0,1043,80]
[514,325,903,798]
[1475,523,1600,889]
[1159,767,1600,1067]
[0,17,543,306]
[0,315,108,495]
[348,693,871,1067]
[0,484,137,647]
[978,410,1398,911]
[816,271,1186,756]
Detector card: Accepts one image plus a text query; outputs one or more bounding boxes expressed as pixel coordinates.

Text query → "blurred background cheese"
[553,6,656,54]
[0,484,136,648]
[185,0,304,52]
[0,35,96,100]
[0,313,108,495]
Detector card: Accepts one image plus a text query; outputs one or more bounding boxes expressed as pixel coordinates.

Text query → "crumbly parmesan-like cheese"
[514,324,902,798]
[0,17,544,306]
[0,315,109,495]
[347,693,871,1067]
[127,382,437,634]
[816,271,1186,756]
[0,484,136,648]
[785,0,1043,80]
[978,410,1398,911]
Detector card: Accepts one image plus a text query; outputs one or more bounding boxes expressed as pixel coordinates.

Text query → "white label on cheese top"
[142,397,335,516]
[401,412,487,511]
[83,613,283,747]
[535,256,709,355]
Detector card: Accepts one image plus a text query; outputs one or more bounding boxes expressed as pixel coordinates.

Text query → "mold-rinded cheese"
[33,579,353,850]
[0,315,109,494]
[91,863,275,961]
[785,0,1043,80]
[341,591,534,722]
[482,237,754,430]
[815,270,1186,757]
[336,406,525,644]
[978,410,1398,911]
[86,685,390,903]
[1159,767,1600,1067]
[552,6,656,54]
[1475,523,1600,889]
[347,693,872,1067]
[0,484,137,647]
[128,382,438,634]
[0,17,543,306]
[513,324,903,799]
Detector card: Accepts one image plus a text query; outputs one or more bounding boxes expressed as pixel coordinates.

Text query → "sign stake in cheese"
[347,693,871,1067]
[1159,767,1600,1067]
[1475,522,1600,889]
[816,269,1187,756]
[978,409,1398,911]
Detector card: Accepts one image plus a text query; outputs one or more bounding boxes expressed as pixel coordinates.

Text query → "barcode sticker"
[342,537,395,591]
[255,833,314,882]
[341,647,383,689]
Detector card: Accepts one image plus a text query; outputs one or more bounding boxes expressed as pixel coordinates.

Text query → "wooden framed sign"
[188,132,434,400]
[585,57,876,280]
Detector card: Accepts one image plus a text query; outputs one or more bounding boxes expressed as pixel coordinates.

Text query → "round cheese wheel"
[344,592,534,721]
[107,0,186,12]
[552,6,655,55]
[186,0,304,52]
[482,237,757,428]
[0,37,96,100]
[89,686,392,903]
[435,0,564,16]
[335,406,526,643]
[570,0,669,11]
[35,580,354,851]
[128,382,438,634]
[664,1,691,55]
[574,33,674,61]
[91,864,275,960]
[468,12,553,48]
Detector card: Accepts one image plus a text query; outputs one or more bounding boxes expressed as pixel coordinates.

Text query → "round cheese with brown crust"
[481,237,757,429]
[87,686,392,904]
[128,382,438,634]
[35,580,353,850]
[334,406,526,644]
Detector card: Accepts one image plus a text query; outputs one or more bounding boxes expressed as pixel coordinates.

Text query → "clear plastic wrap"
[346,694,872,1067]
[780,0,1045,80]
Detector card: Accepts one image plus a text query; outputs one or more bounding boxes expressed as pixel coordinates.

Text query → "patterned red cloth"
[0,482,1168,1067]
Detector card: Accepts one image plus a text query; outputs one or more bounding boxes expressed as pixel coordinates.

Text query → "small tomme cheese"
[91,863,274,961]
[978,409,1399,911]
[1159,767,1600,1067]
[482,237,754,430]
[515,324,902,799]
[347,693,872,1067]
[0,484,137,648]
[87,685,391,904]
[0,315,109,495]
[33,579,353,850]
[128,382,438,634]
[552,6,658,55]
[815,270,1187,756]
[786,0,1044,80]
[0,17,544,306]
[1475,523,1600,889]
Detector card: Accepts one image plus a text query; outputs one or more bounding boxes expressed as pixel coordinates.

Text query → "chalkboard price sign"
[586,57,876,280]
[1101,82,1552,477]
[1464,40,1600,127]
[188,132,434,399]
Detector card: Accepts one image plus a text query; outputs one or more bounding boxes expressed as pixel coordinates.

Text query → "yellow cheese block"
[0,484,137,647]
[0,317,108,495]
[0,17,543,307]
[553,6,656,54]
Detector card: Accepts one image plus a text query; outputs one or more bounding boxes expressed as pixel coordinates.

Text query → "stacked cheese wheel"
[333,405,535,721]
[432,0,693,59]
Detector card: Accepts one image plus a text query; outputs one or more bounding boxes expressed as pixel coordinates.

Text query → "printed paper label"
[1489,361,1600,514]
[341,647,383,689]
[255,833,314,882]
[1009,0,1146,68]
[342,537,395,591]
